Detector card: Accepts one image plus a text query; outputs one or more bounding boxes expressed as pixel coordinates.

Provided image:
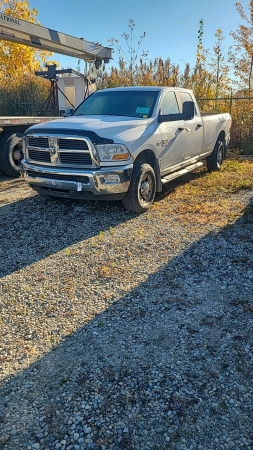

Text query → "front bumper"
[22,161,133,198]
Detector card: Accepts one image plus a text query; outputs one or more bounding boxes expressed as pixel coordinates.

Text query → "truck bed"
[0,116,57,126]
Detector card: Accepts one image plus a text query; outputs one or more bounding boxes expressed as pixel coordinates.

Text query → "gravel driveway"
[0,170,253,450]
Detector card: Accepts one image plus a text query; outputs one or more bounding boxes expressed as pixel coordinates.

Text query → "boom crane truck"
[0,12,112,177]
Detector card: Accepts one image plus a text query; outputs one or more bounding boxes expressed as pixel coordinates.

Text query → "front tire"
[206,140,224,172]
[122,162,156,213]
[0,131,23,177]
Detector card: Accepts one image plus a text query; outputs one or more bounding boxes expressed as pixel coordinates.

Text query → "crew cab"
[22,87,231,213]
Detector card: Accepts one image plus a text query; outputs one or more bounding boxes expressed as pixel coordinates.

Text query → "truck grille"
[28,137,48,148]
[58,139,89,150]
[27,136,93,166]
[59,152,92,165]
[28,149,51,163]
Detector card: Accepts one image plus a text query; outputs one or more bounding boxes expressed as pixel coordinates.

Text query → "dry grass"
[154,158,253,227]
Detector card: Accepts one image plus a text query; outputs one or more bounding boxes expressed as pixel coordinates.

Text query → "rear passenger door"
[178,91,204,162]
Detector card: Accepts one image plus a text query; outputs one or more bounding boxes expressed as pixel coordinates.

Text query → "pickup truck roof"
[97,86,194,93]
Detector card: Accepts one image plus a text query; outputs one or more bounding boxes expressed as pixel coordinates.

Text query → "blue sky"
[29,0,249,73]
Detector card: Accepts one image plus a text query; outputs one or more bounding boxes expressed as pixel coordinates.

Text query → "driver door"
[158,90,186,174]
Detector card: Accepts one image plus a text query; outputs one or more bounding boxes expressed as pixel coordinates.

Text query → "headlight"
[95,144,130,161]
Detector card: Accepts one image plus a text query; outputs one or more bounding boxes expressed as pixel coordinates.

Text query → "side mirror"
[158,112,185,123]
[158,100,195,123]
[182,101,194,120]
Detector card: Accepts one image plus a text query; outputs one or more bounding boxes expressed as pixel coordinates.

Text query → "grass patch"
[156,159,253,226]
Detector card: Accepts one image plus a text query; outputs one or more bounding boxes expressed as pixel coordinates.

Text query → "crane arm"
[0,12,112,63]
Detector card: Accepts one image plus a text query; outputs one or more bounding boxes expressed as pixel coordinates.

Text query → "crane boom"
[0,12,112,63]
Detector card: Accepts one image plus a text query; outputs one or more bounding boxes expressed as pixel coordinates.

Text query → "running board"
[161,162,204,184]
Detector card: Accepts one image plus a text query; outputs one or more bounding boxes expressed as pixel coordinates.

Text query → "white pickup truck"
[22,87,231,213]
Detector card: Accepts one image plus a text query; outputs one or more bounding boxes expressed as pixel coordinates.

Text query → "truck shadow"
[0,194,132,278]
[0,167,208,278]
[0,197,253,449]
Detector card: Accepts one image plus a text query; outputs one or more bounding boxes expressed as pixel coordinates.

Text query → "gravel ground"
[0,171,253,450]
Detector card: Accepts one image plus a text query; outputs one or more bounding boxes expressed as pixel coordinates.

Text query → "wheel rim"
[217,143,223,166]
[139,173,154,205]
[12,143,23,169]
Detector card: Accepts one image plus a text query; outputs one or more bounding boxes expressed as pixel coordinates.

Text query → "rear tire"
[206,140,224,172]
[0,131,23,177]
[122,162,156,213]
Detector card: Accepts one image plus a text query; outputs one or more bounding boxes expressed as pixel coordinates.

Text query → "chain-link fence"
[197,96,253,154]
[0,78,57,117]
[1,82,252,153]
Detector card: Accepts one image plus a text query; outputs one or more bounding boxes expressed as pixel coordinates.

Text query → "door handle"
[196,124,203,128]
[176,127,191,133]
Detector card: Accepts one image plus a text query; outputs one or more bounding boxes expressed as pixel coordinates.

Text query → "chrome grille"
[28,149,51,163]
[28,137,48,148]
[59,152,92,165]
[58,139,89,150]
[27,135,93,166]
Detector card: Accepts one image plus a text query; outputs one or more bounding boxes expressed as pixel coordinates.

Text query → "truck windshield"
[72,90,159,118]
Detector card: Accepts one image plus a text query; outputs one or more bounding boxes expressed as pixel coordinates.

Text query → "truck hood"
[27,115,150,143]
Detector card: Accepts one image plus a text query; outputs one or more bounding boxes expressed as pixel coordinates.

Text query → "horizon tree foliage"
[0,0,56,85]
[230,1,253,97]
[105,19,148,86]
[98,18,233,101]
[0,0,58,115]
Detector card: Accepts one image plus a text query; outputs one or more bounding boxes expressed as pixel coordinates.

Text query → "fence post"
[229,89,233,116]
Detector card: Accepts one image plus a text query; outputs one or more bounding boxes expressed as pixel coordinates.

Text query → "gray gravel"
[0,174,253,450]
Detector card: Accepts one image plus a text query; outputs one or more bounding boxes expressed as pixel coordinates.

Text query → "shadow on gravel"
[0,195,134,278]
[0,197,253,449]
[0,168,208,278]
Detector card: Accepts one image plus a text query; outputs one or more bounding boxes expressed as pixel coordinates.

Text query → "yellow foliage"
[0,0,57,86]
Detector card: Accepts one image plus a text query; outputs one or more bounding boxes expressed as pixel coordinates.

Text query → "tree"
[187,20,231,100]
[0,0,55,86]
[204,29,231,97]
[98,19,149,87]
[230,1,253,97]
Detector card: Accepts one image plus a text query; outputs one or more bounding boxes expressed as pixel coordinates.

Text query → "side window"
[178,91,197,116]
[160,91,180,115]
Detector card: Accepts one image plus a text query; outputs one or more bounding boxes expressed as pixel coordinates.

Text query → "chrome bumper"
[22,161,133,196]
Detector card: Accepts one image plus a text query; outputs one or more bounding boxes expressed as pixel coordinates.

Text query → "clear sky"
[29,0,248,73]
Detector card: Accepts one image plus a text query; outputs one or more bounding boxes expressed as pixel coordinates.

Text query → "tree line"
[98,3,253,100]
[1,0,253,117]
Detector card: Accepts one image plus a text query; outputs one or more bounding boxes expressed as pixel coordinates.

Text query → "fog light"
[103,174,120,184]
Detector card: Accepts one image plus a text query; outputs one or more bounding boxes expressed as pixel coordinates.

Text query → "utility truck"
[0,12,111,177]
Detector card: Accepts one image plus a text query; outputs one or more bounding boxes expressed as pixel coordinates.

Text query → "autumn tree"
[98,20,184,89]
[204,29,231,97]
[0,0,59,115]
[105,19,148,86]
[0,0,56,85]
[185,20,232,104]
[97,19,151,88]
[230,1,253,97]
